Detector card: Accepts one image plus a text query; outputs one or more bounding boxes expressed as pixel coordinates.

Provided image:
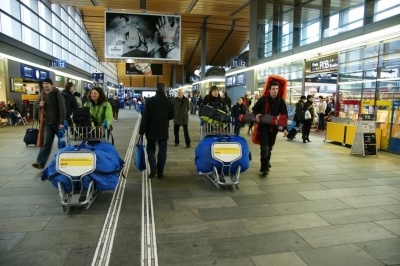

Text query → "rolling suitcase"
[287,127,298,140]
[24,122,39,146]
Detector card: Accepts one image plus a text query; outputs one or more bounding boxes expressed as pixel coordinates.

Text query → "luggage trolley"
[197,119,246,190]
[55,150,99,211]
[56,122,109,212]
[203,140,242,190]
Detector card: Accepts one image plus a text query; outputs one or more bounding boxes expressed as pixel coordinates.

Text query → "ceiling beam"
[210,19,237,65]
[186,0,199,13]
[229,0,250,16]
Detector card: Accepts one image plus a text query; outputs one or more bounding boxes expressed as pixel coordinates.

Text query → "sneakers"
[148,169,157,178]
[32,163,44,170]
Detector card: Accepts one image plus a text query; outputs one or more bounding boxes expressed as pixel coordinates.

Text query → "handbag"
[252,96,269,145]
[134,135,146,172]
[58,129,67,149]
[304,110,312,120]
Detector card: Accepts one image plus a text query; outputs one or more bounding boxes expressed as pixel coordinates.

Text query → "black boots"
[260,145,270,177]
[302,135,311,143]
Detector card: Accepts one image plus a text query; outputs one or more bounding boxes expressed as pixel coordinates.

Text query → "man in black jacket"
[252,81,288,177]
[61,82,78,125]
[173,88,191,148]
[139,83,174,178]
[32,78,66,170]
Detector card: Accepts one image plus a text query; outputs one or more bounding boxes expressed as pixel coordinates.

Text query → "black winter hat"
[42,78,53,85]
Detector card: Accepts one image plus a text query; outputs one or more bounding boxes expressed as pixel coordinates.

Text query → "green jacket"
[83,101,113,129]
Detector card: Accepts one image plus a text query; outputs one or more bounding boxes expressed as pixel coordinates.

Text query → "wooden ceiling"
[50,0,250,88]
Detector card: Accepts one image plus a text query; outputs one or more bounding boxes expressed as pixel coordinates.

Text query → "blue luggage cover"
[195,135,251,174]
[42,142,124,192]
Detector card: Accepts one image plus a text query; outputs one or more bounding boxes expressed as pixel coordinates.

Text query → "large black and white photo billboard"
[105,11,181,61]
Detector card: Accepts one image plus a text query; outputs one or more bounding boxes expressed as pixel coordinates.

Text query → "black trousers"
[174,124,191,145]
[302,120,312,139]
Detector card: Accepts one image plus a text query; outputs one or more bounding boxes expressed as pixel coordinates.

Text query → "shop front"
[333,37,400,152]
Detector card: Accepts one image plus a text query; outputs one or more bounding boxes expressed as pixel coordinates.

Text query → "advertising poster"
[105,11,181,61]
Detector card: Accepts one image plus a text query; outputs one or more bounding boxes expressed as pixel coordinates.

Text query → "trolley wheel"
[235,184,239,190]
[323,139,326,142]
[62,206,67,212]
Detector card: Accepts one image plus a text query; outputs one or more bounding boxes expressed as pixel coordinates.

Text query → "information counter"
[325,122,381,149]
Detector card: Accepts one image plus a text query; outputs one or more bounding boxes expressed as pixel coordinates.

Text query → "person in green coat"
[83,87,113,129]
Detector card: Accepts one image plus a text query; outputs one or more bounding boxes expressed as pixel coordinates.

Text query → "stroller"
[195,118,251,190]
[41,121,124,212]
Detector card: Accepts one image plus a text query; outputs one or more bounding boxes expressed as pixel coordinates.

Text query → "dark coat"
[200,95,228,115]
[303,100,315,121]
[253,95,287,134]
[110,98,121,110]
[61,90,78,121]
[43,88,66,125]
[231,103,247,126]
[139,92,174,140]
[173,96,190,125]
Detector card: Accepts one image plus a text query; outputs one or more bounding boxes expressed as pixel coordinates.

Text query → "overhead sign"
[311,57,338,72]
[20,64,50,81]
[230,58,247,67]
[125,63,163,75]
[50,60,67,68]
[226,73,246,87]
[190,75,199,82]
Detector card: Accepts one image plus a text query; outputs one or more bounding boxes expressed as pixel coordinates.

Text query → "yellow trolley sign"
[56,151,96,177]
[212,143,242,162]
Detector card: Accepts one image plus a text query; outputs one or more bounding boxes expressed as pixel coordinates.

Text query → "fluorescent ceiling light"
[0,53,93,84]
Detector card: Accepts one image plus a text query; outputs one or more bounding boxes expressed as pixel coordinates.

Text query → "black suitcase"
[24,123,39,146]
[287,127,298,140]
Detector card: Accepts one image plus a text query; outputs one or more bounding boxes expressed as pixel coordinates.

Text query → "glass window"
[21,6,39,32]
[39,18,52,37]
[2,0,21,20]
[38,1,52,22]
[301,20,320,45]
[40,36,52,54]
[22,25,39,49]
[280,11,293,52]
[21,0,38,13]
[0,13,22,41]
[53,43,62,58]
[375,1,400,22]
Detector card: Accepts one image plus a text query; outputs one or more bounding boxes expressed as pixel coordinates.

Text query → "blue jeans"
[36,124,59,165]
[146,139,167,173]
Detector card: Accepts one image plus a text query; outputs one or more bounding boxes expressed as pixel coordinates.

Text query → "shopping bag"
[252,123,260,145]
[304,110,312,120]
[134,135,146,172]
[58,129,66,149]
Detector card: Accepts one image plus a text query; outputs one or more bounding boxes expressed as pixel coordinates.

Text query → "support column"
[272,0,282,55]
[292,0,302,48]
[321,0,331,39]
[201,17,207,79]
[364,0,376,26]
[249,0,258,65]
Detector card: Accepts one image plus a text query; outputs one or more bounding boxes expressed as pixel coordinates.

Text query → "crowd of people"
[20,78,334,180]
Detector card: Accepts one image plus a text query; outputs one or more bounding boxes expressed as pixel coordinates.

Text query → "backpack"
[71,107,94,128]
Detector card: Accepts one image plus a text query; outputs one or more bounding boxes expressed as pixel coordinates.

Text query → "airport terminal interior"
[0,0,400,265]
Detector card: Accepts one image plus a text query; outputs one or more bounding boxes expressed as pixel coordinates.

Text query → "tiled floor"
[0,109,399,266]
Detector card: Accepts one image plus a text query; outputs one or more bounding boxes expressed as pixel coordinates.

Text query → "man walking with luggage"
[252,81,288,177]
[139,83,174,178]
[173,88,191,148]
[32,78,66,170]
